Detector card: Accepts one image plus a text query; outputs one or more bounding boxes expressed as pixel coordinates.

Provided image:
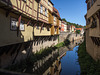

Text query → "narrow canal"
[30,39,83,75]
[31,39,84,75]
[60,46,80,75]
[1,39,83,75]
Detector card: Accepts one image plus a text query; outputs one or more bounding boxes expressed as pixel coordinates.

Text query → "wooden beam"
[27,20,31,26]
[33,21,37,27]
[40,23,44,33]
[17,15,22,37]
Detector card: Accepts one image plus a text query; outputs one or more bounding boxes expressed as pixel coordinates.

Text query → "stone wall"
[68,33,84,42]
[59,32,83,43]
[33,36,58,53]
[59,32,70,43]
[0,36,58,68]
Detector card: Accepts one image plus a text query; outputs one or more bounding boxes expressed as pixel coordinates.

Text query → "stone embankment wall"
[68,33,84,42]
[59,32,70,43]
[59,32,84,43]
[33,36,58,53]
[0,36,58,68]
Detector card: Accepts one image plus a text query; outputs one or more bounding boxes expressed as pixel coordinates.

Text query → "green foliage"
[64,39,70,46]
[62,18,84,28]
[55,42,65,48]
[76,30,81,34]
[55,39,70,48]
[78,41,100,75]
[62,18,67,22]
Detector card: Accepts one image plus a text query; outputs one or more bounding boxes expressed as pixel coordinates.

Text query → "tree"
[76,30,81,34]
[62,18,67,22]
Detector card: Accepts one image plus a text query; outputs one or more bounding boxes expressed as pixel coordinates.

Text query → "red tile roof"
[76,28,82,31]
[53,7,60,18]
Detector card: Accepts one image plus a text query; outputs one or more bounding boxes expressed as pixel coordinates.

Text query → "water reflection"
[30,49,61,75]
[68,39,84,51]
[60,39,84,75]
[28,39,83,75]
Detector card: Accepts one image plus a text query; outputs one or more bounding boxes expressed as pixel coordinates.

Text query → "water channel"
[0,39,83,75]
[60,39,83,75]
[30,39,84,75]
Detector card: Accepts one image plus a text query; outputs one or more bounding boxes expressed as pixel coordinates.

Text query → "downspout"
[37,2,39,22]
[37,0,41,24]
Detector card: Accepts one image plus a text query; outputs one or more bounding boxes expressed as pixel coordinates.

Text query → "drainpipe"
[37,0,41,23]
[37,2,39,22]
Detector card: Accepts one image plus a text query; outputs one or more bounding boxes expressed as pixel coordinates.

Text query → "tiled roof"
[53,7,60,18]
[76,28,82,31]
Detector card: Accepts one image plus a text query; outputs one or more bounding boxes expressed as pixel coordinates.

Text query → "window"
[45,8,47,16]
[55,28,56,32]
[10,17,17,30]
[91,17,97,28]
[23,0,26,2]
[48,1,50,5]
[47,27,50,31]
[42,27,44,30]
[40,5,43,13]
[91,0,94,6]
[20,20,25,31]
[87,2,91,10]
[36,26,39,29]
[86,18,90,25]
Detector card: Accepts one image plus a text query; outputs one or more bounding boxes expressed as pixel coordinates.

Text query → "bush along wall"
[78,41,100,75]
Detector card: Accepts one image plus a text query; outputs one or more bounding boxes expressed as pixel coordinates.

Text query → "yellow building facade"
[0,0,61,46]
[34,0,54,36]
[0,0,39,47]
[0,0,61,68]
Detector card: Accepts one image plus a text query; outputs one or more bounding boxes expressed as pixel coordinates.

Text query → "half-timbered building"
[85,0,100,61]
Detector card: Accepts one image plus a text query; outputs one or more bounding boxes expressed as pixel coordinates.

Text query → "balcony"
[89,17,100,37]
[87,0,100,18]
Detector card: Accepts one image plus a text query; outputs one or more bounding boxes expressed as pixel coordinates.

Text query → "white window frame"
[40,5,43,13]
[20,20,25,31]
[36,26,39,29]
[48,1,50,5]
[45,8,47,16]
[10,17,17,30]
